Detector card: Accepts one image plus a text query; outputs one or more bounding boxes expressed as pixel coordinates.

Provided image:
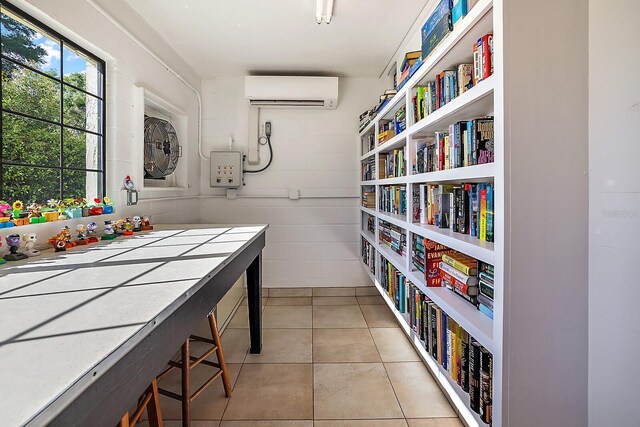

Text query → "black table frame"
[35,232,265,427]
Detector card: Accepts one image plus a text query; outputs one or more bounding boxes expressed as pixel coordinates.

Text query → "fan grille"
[144,117,180,179]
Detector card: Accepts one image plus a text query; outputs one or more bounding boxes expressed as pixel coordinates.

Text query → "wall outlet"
[210,151,243,188]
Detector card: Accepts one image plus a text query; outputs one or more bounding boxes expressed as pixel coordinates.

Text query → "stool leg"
[147,379,163,427]
[208,313,232,397]
[181,341,191,427]
[118,413,130,427]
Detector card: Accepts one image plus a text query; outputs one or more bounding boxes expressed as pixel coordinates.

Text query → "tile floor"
[153,287,463,427]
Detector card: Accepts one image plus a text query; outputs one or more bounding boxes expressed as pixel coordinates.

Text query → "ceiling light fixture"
[316,0,334,24]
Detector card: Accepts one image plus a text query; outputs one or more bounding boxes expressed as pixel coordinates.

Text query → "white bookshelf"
[358,0,501,425]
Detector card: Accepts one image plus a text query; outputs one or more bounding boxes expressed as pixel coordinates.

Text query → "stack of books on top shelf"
[416,181,494,243]
[362,157,375,181]
[379,147,406,179]
[414,117,494,174]
[421,0,455,60]
[477,262,494,319]
[362,190,375,209]
[379,185,406,216]
[379,219,406,256]
[379,254,493,425]
[361,237,375,275]
[397,50,423,90]
[359,109,377,133]
[377,89,398,113]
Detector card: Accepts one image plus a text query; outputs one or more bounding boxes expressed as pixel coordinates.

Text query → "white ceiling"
[122,0,429,78]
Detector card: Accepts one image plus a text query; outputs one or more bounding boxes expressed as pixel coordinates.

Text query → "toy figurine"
[132,215,142,232]
[114,219,125,236]
[53,231,67,252]
[76,224,88,245]
[141,215,153,231]
[21,233,40,257]
[4,233,28,261]
[62,226,76,249]
[102,220,116,240]
[123,217,134,236]
[86,221,99,243]
[0,240,6,264]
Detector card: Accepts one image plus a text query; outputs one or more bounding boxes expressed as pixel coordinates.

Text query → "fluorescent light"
[325,0,334,23]
[315,0,334,24]
[316,0,323,24]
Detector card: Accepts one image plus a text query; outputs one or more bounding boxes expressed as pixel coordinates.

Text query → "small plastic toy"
[89,198,104,216]
[141,215,154,231]
[51,231,67,252]
[123,218,134,236]
[132,216,142,232]
[102,196,114,214]
[0,240,6,264]
[76,224,88,245]
[102,221,116,240]
[62,226,76,249]
[87,221,99,243]
[4,233,28,261]
[22,233,40,257]
[115,219,125,237]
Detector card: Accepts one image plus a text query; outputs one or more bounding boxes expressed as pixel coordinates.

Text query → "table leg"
[246,252,262,354]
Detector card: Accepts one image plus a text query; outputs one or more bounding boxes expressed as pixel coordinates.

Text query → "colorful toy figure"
[62,226,76,249]
[102,220,116,240]
[141,215,153,231]
[52,231,67,252]
[132,215,142,232]
[21,233,40,257]
[87,221,99,243]
[115,219,125,236]
[0,239,6,264]
[76,224,88,245]
[123,218,134,236]
[4,233,28,261]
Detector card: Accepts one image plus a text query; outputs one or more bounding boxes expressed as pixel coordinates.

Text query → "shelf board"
[377,91,407,122]
[377,241,407,270]
[360,150,375,161]
[377,210,408,228]
[406,270,494,353]
[360,229,376,246]
[378,176,407,185]
[376,132,407,153]
[407,222,494,264]
[359,121,375,137]
[360,180,376,186]
[360,206,377,217]
[408,76,495,138]
[366,268,488,427]
[406,162,496,184]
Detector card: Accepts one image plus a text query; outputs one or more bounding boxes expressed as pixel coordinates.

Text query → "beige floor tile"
[219,328,249,363]
[223,364,313,420]
[313,328,381,363]
[360,304,400,328]
[269,288,313,297]
[157,363,241,420]
[312,287,356,297]
[312,305,367,329]
[355,286,381,296]
[357,295,386,305]
[385,362,457,418]
[267,297,312,306]
[312,296,358,306]
[263,305,312,328]
[315,421,408,427]
[314,363,403,419]
[221,422,312,427]
[245,328,312,363]
[226,306,249,328]
[370,328,421,362]
[406,419,464,427]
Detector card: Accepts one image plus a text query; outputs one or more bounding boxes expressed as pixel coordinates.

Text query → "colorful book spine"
[441,252,478,275]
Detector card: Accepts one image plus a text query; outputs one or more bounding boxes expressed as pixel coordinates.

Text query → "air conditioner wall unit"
[244,76,338,109]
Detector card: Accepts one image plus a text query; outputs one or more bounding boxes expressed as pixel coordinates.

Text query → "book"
[442,252,478,275]
[479,303,493,319]
[469,339,482,413]
[422,10,453,60]
[475,117,494,164]
[439,261,478,285]
[479,280,494,300]
[486,183,494,242]
[478,293,494,310]
[421,0,452,38]
[441,270,478,296]
[456,63,473,95]
[460,329,470,392]
[480,348,493,424]
[479,184,487,241]
[452,0,468,25]
[478,34,494,81]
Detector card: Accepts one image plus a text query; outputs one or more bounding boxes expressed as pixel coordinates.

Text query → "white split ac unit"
[244,76,338,109]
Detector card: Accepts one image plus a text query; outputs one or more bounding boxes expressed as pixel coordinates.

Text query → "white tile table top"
[0,224,267,426]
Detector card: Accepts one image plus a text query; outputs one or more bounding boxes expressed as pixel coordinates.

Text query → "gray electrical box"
[210,151,243,188]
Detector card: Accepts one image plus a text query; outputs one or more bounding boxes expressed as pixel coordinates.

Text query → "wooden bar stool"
[118,379,163,427]
[157,312,232,427]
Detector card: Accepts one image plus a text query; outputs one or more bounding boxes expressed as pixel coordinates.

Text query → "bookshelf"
[359,0,501,425]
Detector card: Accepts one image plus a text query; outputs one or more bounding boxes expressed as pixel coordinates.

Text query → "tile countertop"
[0,223,268,427]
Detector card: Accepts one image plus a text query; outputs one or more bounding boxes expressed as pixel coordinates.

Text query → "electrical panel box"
[210,151,242,188]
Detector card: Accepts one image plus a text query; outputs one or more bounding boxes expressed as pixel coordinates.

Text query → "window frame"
[0,0,106,201]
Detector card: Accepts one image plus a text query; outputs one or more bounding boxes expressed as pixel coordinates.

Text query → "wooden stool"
[158,312,232,427]
[118,379,163,427]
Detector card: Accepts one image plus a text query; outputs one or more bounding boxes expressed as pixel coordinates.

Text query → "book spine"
[469,339,481,413]
[442,311,448,371]
[479,303,494,319]
[479,185,487,241]
[439,261,478,285]
[480,348,493,424]
[486,183,494,243]
[441,271,478,296]
[421,0,452,38]
[481,34,493,80]
[441,253,477,275]
[461,330,470,392]
[480,280,494,300]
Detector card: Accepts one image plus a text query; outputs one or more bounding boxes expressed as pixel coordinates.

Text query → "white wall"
[588,1,640,426]
[199,76,378,287]
[9,0,203,241]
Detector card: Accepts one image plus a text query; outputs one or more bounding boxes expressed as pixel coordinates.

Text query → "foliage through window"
[0,1,105,204]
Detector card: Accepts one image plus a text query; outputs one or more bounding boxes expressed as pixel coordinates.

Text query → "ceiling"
[122,0,429,78]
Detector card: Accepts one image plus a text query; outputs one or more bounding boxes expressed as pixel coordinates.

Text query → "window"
[0,1,105,204]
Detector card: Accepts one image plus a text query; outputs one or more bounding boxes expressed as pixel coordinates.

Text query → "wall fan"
[144,116,181,179]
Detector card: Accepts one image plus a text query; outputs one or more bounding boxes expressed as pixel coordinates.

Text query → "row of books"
[414,117,494,173]
[379,185,407,216]
[359,88,398,133]
[379,148,406,179]
[378,105,406,144]
[397,51,423,90]
[379,254,493,424]
[361,237,375,276]
[379,219,406,256]
[367,214,375,235]
[411,64,472,122]
[477,262,494,319]
[414,182,494,243]
[363,133,375,154]
[362,157,375,181]
[362,190,375,209]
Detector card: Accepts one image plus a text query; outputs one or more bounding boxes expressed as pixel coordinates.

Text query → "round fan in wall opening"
[143,116,182,179]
